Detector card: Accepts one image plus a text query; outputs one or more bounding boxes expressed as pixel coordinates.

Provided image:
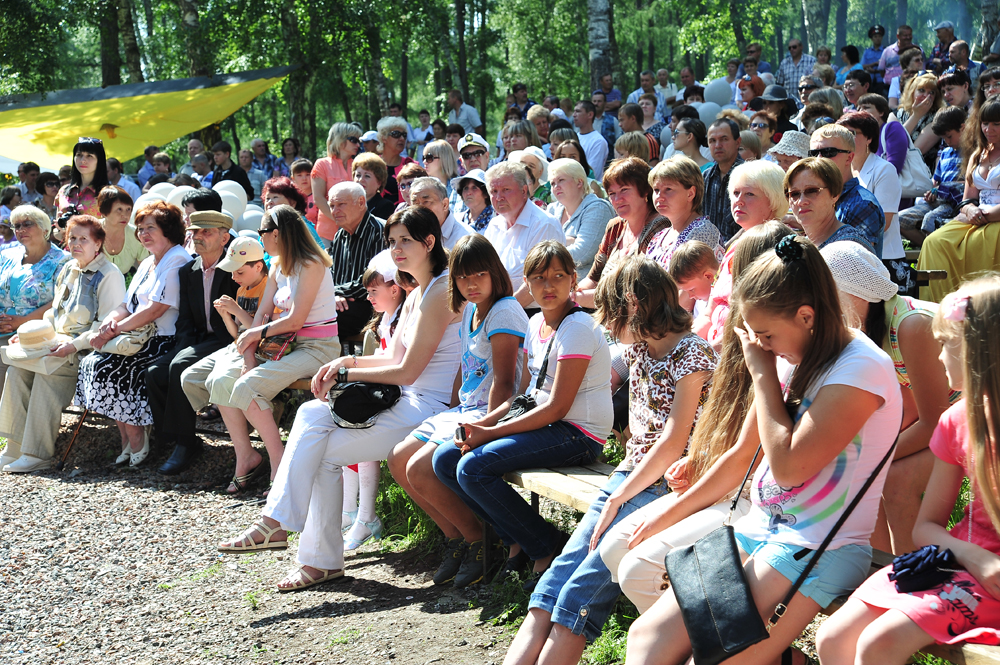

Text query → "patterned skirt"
[75,335,176,426]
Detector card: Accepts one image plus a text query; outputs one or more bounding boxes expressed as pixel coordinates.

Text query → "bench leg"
[531,491,539,512]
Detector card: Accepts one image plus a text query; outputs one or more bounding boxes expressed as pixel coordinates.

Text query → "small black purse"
[666,437,899,665]
[326,381,402,429]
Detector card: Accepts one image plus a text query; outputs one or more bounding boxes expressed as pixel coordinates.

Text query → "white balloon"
[704,78,734,107]
[149,182,176,197]
[128,193,165,225]
[244,204,265,215]
[213,180,248,206]
[237,229,261,239]
[687,101,703,109]
[166,185,197,208]
[721,103,739,110]
[697,102,723,126]
[237,210,264,234]
[218,191,246,226]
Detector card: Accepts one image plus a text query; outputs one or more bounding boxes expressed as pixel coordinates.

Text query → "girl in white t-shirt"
[626,234,903,665]
[436,241,613,588]
[388,235,528,588]
[341,251,406,551]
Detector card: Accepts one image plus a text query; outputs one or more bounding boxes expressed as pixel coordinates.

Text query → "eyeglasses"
[257,227,276,235]
[387,130,407,139]
[672,129,690,138]
[45,181,59,188]
[11,223,36,232]
[461,149,487,160]
[749,122,770,130]
[423,154,437,163]
[799,85,818,92]
[785,186,828,201]
[808,147,851,158]
[346,136,360,144]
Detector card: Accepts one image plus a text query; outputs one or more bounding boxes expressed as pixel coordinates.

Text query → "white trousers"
[262,392,444,570]
[599,494,752,613]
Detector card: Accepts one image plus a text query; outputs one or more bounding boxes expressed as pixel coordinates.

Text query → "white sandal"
[276,566,344,592]
[218,521,288,552]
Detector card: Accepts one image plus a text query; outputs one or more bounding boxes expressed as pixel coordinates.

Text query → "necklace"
[104,231,125,256]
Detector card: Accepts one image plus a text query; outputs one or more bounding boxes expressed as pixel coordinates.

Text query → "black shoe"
[521,571,542,593]
[521,530,570,593]
[158,444,201,476]
[433,537,467,585]
[454,540,486,588]
[492,548,531,585]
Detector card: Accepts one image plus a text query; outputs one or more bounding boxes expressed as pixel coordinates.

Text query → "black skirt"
[75,335,176,426]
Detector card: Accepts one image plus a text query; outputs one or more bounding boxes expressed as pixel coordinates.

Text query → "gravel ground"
[0,410,517,665]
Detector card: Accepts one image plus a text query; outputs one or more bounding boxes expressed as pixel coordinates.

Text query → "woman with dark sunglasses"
[33,173,60,222]
[376,117,416,205]
[311,123,362,247]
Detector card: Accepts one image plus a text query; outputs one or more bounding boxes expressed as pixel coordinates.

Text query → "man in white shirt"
[178,139,204,176]
[572,100,609,180]
[106,158,142,201]
[447,89,484,135]
[654,69,679,102]
[483,162,565,307]
[409,178,476,249]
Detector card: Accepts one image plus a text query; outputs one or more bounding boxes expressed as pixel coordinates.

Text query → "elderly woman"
[376,116,415,204]
[644,156,724,270]
[820,241,954,555]
[57,138,110,221]
[574,157,669,308]
[0,206,71,393]
[547,158,616,278]
[784,157,876,252]
[422,140,463,213]
[351,153,397,220]
[34,172,61,222]
[551,139,606,197]
[767,129,811,171]
[451,169,493,232]
[857,93,909,175]
[262,177,324,245]
[509,147,551,206]
[76,201,190,467]
[694,160,788,346]
[311,122,361,245]
[97,186,147,277]
[0,216,125,473]
[201,205,338,493]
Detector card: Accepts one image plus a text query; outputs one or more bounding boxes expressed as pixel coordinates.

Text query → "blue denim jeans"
[529,471,670,641]
[432,420,604,560]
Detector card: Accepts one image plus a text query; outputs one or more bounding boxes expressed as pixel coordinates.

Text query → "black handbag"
[498,307,583,425]
[666,436,899,665]
[326,381,402,429]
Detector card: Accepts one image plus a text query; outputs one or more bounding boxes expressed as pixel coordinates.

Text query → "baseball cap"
[187,210,233,231]
[458,133,489,153]
[361,130,379,142]
[218,236,265,272]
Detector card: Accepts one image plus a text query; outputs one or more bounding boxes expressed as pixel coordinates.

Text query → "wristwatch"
[337,366,348,383]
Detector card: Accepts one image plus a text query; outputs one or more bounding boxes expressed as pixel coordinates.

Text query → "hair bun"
[775,235,804,263]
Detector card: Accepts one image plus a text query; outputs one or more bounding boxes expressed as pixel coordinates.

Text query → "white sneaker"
[3,455,54,473]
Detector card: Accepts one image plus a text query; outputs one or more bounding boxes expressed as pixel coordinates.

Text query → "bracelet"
[959,198,980,208]
[261,324,269,339]
[352,355,358,368]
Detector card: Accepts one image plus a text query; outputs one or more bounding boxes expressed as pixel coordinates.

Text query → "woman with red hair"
[262,177,322,245]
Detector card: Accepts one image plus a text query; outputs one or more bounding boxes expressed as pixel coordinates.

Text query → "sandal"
[276,566,344,592]
[227,460,266,494]
[200,405,222,421]
[218,520,288,552]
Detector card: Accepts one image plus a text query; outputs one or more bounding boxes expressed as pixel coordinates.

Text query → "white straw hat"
[820,241,897,303]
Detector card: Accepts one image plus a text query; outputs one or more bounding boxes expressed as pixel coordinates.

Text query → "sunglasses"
[387,130,407,139]
[346,136,361,144]
[45,181,59,188]
[257,227,276,235]
[799,85,818,92]
[672,129,690,138]
[461,149,487,160]
[785,186,827,201]
[808,147,851,158]
[11,223,36,232]
[399,181,413,191]
[423,154,438,162]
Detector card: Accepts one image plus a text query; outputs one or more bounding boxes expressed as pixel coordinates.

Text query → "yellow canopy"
[0,65,296,173]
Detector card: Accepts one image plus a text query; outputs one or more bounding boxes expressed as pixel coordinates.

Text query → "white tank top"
[402,271,461,404]
[273,263,339,325]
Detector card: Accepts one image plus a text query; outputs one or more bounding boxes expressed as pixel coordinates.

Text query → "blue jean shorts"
[529,471,671,641]
[734,532,873,608]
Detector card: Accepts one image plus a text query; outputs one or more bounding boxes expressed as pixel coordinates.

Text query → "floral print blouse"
[0,243,71,319]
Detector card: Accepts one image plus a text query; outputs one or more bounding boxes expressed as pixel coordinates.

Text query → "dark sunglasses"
[346,136,361,144]
[808,147,851,158]
[799,85,818,92]
[387,130,407,139]
[44,181,59,188]
[461,149,487,160]
[423,154,438,163]
[257,227,276,235]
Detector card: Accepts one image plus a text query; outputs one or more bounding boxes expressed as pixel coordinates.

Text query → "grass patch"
[329,628,361,646]
[244,588,267,610]
[582,599,636,664]
[374,462,440,554]
[190,561,224,582]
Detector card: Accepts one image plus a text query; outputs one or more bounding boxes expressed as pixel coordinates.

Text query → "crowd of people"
[2,20,1000,664]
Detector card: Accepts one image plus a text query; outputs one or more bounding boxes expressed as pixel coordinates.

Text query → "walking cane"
[56,409,89,471]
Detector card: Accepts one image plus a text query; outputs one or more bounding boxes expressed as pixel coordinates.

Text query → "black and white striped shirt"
[329,211,385,300]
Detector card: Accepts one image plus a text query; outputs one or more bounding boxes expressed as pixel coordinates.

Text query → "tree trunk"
[896,0,907,31]
[456,0,468,102]
[634,0,643,84]
[478,0,488,133]
[587,0,614,92]
[438,20,461,90]
[141,0,154,36]
[307,90,317,160]
[119,0,144,83]
[728,0,747,56]
[800,0,822,53]
[835,0,848,51]
[433,51,443,116]
[609,0,622,91]
[364,23,391,117]
[401,38,409,116]
[174,0,210,77]
[796,0,808,51]
[99,0,122,87]
[819,0,832,46]
[975,0,999,60]
[280,0,307,144]
[647,16,654,71]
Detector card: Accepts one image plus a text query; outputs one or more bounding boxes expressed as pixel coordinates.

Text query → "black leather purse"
[666,436,898,665]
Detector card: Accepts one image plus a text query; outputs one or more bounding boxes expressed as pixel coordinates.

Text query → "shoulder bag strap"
[533,306,585,393]
[766,434,899,630]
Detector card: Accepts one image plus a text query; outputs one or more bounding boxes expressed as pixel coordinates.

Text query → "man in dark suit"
[149,210,238,475]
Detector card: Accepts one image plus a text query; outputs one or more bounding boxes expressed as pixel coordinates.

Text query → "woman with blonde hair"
[422,140,462,211]
[614,132,651,162]
[376,116,416,204]
[739,130,762,161]
[897,73,945,165]
[546,158,615,278]
[311,122,362,244]
[502,120,543,156]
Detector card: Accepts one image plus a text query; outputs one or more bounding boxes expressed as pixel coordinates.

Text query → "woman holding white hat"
[820,240,956,554]
[0,215,125,473]
[508,147,551,207]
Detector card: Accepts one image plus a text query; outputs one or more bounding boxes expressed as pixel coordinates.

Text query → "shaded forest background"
[1,0,997,169]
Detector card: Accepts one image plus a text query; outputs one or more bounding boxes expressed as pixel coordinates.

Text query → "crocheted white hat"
[820,241,897,303]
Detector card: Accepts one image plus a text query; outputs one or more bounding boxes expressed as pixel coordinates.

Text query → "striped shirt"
[329,211,385,301]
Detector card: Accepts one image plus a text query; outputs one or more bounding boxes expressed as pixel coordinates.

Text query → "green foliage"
[374,461,441,552]
[581,597,638,664]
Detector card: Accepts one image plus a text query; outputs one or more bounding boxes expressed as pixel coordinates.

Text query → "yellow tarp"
[0,66,294,172]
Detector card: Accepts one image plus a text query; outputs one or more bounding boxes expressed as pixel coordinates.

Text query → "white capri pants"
[262,391,446,571]
[599,493,752,613]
